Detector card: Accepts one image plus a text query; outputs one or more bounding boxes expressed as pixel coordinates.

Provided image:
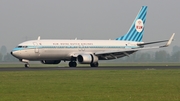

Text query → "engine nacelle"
[77,54,98,64]
[41,60,61,64]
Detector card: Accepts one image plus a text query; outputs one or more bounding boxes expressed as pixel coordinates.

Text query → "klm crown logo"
[135,19,144,32]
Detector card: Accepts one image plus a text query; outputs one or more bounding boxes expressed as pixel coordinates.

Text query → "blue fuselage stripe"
[12,45,139,51]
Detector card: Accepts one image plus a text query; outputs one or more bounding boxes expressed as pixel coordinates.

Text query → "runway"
[0,66,180,71]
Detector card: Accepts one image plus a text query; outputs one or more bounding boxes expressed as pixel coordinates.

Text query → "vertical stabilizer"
[116,6,147,42]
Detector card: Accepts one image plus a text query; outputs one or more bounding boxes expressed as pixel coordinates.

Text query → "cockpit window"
[17,46,22,48]
[16,46,28,48]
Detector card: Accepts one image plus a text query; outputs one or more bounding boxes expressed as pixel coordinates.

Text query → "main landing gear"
[69,61,77,67]
[90,62,99,67]
[68,62,99,67]
[20,59,30,68]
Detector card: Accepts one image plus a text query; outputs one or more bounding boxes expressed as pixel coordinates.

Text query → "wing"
[95,33,175,60]
[137,33,175,46]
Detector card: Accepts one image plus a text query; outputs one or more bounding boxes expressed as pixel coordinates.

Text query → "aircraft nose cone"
[11,51,17,57]
[10,51,23,59]
[11,51,13,55]
[11,51,19,59]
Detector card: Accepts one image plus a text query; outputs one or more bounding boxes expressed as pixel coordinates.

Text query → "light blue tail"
[116,6,147,42]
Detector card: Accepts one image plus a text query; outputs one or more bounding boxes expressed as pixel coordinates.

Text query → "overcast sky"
[0,0,179,52]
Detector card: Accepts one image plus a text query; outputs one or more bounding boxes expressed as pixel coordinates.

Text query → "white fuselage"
[12,39,140,61]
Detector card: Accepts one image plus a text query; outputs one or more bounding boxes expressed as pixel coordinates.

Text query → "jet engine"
[41,60,61,64]
[77,54,98,64]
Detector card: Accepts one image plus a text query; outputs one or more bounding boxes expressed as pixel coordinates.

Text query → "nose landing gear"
[20,59,30,68]
[25,64,30,68]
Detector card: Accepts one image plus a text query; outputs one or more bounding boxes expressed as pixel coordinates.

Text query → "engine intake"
[41,60,61,64]
[77,54,98,64]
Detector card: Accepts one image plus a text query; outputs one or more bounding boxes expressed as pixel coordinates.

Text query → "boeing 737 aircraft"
[11,6,175,68]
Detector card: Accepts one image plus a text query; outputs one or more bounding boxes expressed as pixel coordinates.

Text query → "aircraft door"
[33,42,39,53]
[125,43,130,49]
[78,45,85,51]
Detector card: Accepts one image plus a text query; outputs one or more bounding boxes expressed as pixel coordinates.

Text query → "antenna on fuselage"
[37,36,40,40]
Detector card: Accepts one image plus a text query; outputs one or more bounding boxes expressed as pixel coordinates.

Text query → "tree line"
[1,45,180,62]
[119,50,180,62]
[119,46,180,62]
[0,45,18,62]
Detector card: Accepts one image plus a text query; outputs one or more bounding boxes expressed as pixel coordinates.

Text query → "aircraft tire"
[69,62,77,67]
[25,64,30,68]
[90,62,98,67]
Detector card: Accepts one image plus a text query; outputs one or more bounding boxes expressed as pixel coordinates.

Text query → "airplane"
[11,6,175,68]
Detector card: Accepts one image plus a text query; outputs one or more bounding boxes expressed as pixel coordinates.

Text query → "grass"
[0,70,180,101]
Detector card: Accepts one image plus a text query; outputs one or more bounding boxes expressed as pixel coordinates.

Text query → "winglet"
[163,33,175,47]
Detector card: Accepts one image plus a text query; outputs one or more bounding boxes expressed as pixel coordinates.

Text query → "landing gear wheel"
[69,62,77,67]
[90,62,99,67]
[25,64,30,68]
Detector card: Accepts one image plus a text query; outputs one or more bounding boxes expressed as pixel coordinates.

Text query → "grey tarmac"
[0,66,180,71]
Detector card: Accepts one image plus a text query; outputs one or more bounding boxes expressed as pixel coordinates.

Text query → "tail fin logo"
[135,19,144,32]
